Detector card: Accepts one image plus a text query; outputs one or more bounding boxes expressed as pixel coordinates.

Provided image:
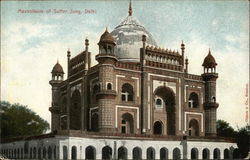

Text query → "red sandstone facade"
[49,2,219,138]
[49,33,219,138]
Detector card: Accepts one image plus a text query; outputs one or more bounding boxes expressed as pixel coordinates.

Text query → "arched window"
[42,147,46,159]
[160,147,168,160]
[188,92,199,108]
[121,83,134,102]
[189,119,199,136]
[224,149,229,159]
[63,146,68,160]
[213,148,220,160]
[85,146,96,160]
[48,146,52,159]
[71,146,77,160]
[191,148,198,160]
[102,146,112,160]
[155,97,163,108]
[107,83,112,90]
[70,90,81,130]
[132,147,142,160]
[121,113,134,134]
[153,121,163,135]
[212,96,216,103]
[33,147,36,159]
[91,112,99,132]
[118,147,127,160]
[146,147,155,160]
[154,86,176,135]
[173,148,181,160]
[202,148,210,159]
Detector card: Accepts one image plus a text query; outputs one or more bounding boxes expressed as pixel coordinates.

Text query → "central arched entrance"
[154,86,176,135]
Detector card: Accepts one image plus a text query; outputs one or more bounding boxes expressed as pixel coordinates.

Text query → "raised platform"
[0,131,237,159]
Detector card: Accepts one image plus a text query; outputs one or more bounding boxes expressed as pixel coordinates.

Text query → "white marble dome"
[111,15,157,62]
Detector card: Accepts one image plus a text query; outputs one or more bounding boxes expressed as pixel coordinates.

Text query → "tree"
[216,119,237,138]
[236,127,249,158]
[0,101,50,139]
[216,119,250,159]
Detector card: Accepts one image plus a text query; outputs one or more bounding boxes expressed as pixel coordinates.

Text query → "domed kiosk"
[111,0,157,62]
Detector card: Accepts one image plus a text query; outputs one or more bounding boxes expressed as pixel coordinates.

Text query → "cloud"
[1,20,101,130]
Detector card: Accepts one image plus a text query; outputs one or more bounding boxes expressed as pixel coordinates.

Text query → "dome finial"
[128,0,132,16]
[209,48,211,54]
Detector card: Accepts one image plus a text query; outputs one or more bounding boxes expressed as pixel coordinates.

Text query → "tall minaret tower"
[49,61,64,132]
[95,28,117,133]
[202,49,219,136]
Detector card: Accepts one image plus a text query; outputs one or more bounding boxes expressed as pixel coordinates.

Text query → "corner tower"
[95,28,117,133]
[49,61,64,132]
[202,49,219,136]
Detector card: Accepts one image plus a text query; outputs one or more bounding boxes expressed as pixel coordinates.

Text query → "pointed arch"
[153,120,163,135]
[62,146,67,160]
[191,148,198,160]
[102,146,112,160]
[160,147,168,160]
[132,147,142,160]
[202,148,210,159]
[70,89,81,130]
[118,146,127,160]
[85,146,96,160]
[189,119,199,136]
[146,147,155,160]
[224,148,229,159]
[121,83,134,102]
[154,86,176,135]
[121,112,134,134]
[71,146,77,160]
[188,92,199,108]
[173,148,181,160]
[213,148,220,160]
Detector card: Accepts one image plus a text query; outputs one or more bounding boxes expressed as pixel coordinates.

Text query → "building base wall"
[0,135,237,160]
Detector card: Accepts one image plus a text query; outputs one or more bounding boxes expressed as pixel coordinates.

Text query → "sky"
[1,0,249,130]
